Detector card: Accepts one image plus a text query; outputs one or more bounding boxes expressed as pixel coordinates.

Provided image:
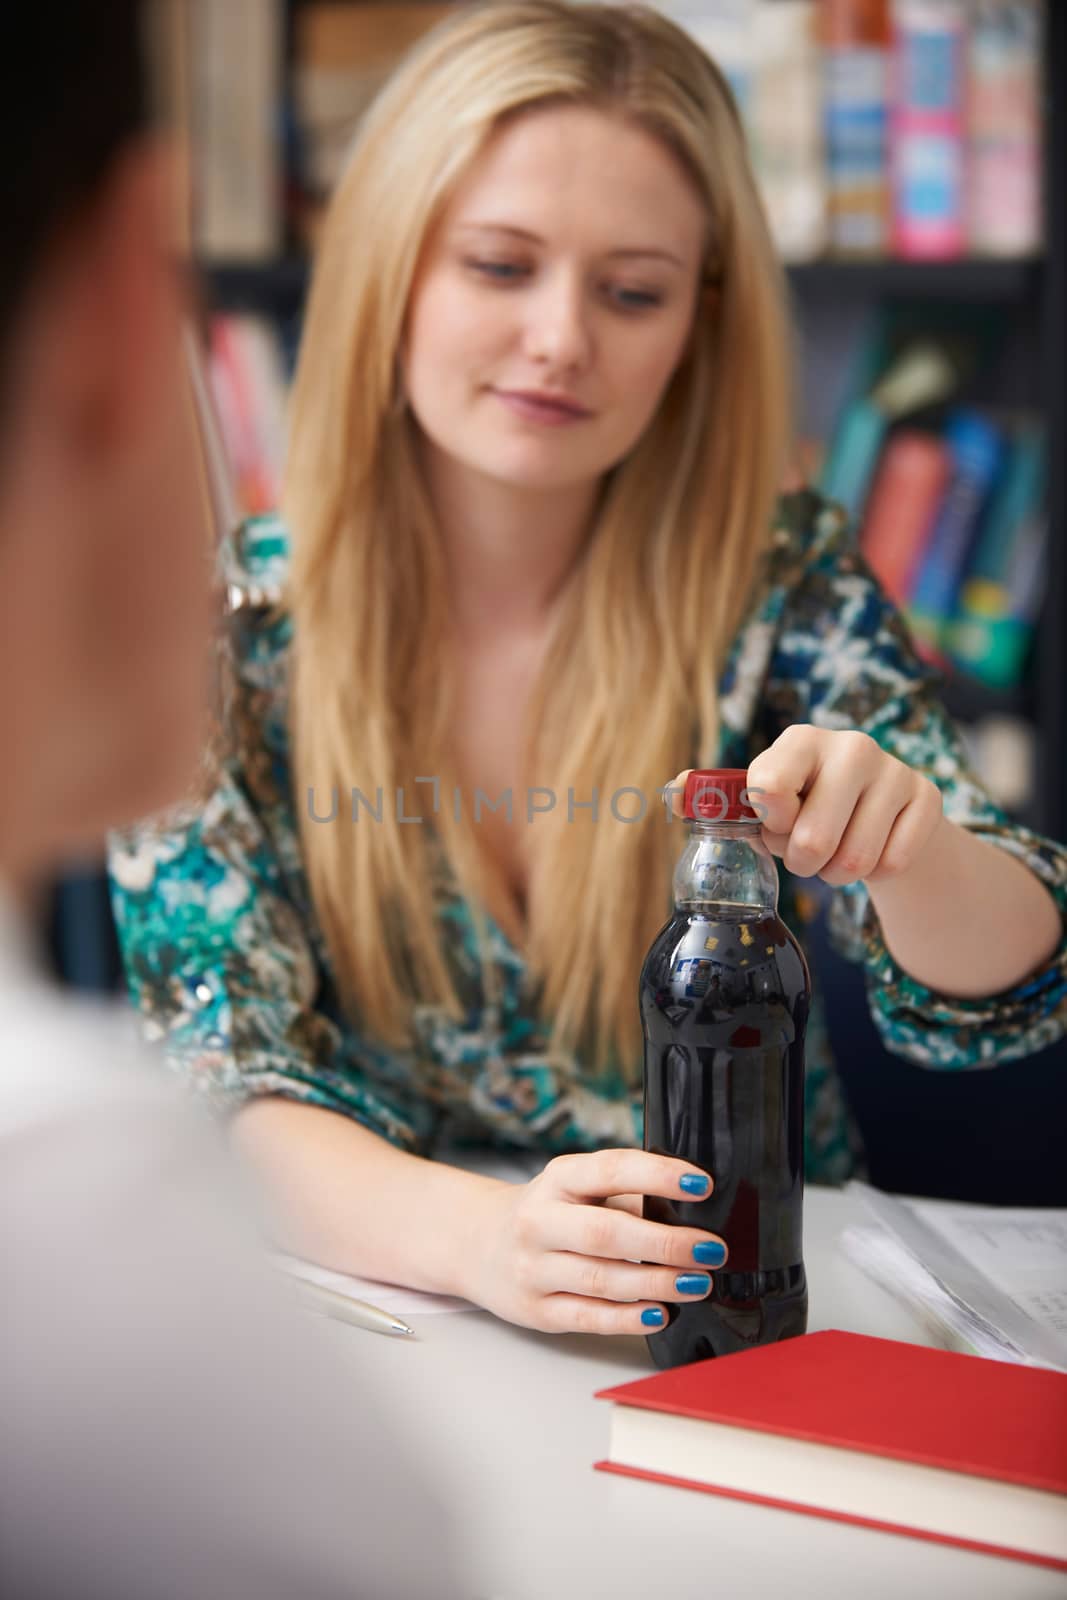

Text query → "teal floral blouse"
[107,489,1067,1184]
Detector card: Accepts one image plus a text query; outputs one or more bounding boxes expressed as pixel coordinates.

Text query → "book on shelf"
[901,412,1044,685]
[946,420,1047,687]
[858,409,1047,691]
[906,407,1004,659]
[272,0,1044,264]
[186,0,285,262]
[593,1328,1067,1572]
[751,2,828,260]
[965,0,1044,257]
[818,327,957,522]
[889,0,968,260]
[183,324,241,550]
[818,0,893,256]
[859,427,952,605]
[816,300,1045,695]
[207,316,290,520]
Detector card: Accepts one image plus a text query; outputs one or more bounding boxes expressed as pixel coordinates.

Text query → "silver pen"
[287,1273,416,1337]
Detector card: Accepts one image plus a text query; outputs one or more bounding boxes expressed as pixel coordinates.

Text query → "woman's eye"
[467,259,528,281]
[465,259,662,311]
[613,287,663,311]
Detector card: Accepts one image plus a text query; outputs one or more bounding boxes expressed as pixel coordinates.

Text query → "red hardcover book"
[593,1329,1067,1572]
[860,429,951,606]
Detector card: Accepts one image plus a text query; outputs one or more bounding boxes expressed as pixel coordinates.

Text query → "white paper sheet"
[910,1204,1067,1339]
[844,1181,1067,1372]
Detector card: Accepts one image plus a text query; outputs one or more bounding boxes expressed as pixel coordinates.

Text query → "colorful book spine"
[751,1,828,260]
[906,408,1003,653]
[818,398,889,523]
[947,424,1047,686]
[190,0,284,261]
[965,0,1043,255]
[819,324,958,525]
[209,317,289,518]
[819,0,892,255]
[860,429,952,605]
[955,419,1044,588]
[889,0,967,259]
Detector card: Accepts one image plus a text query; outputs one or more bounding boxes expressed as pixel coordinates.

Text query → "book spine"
[822,39,891,255]
[751,2,827,261]
[818,398,890,524]
[948,426,1048,688]
[182,325,242,548]
[190,0,284,261]
[965,0,1043,255]
[236,319,290,515]
[907,409,1003,647]
[889,0,967,259]
[960,421,1044,587]
[209,319,262,518]
[860,429,952,605]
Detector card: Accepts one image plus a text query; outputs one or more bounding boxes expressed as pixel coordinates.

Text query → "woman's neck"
[423,445,603,641]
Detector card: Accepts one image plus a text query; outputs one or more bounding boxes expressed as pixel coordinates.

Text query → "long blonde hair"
[281,0,795,1085]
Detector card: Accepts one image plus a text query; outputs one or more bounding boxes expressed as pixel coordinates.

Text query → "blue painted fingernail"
[679,1173,709,1196]
[641,1308,665,1327]
[675,1273,711,1295]
[693,1240,727,1267]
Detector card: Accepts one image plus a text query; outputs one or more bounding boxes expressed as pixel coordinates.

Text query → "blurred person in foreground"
[0,6,461,1597]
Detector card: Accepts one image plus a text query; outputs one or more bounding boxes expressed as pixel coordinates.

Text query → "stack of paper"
[841,1180,1067,1372]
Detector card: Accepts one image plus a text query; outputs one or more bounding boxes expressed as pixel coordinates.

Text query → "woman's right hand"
[459,1149,729,1336]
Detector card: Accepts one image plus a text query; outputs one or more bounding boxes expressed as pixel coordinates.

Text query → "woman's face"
[400,105,709,493]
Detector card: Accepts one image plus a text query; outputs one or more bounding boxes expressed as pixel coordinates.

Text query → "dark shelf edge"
[785,256,1043,299]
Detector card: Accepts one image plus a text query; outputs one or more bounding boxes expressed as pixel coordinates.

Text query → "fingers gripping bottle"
[641,769,810,1369]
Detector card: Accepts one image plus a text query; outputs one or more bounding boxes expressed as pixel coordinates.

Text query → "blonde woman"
[110,0,1066,1339]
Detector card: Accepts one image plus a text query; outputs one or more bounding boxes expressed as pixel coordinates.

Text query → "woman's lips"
[494,390,592,426]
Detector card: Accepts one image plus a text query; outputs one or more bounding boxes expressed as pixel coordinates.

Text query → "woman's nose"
[521,270,593,369]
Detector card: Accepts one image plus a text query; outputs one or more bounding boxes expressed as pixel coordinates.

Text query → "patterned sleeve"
[106,768,431,1151]
[761,496,1067,1069]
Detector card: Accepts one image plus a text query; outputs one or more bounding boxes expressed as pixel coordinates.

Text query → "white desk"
[326,1179,1064,1600]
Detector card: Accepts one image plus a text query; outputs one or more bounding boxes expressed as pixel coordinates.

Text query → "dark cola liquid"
[640,904,810,1369]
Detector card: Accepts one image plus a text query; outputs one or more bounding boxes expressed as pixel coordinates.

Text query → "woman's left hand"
[668,726,945,887]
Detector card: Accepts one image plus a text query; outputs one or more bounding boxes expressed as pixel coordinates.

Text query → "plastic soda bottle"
[641,768,810,1368]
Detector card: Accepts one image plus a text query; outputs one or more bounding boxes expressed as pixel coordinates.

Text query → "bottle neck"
[673,818,779,915]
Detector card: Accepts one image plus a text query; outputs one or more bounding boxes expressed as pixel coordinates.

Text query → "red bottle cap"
[682,768,759,822]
